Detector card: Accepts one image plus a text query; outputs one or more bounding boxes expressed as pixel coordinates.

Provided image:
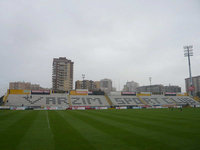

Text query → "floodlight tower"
[184,45,193,96]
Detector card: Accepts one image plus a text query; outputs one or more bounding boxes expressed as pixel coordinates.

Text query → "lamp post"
[149,77,152,95]
[184,45,193,96]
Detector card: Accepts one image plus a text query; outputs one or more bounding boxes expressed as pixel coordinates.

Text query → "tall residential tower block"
[52,57,74,91]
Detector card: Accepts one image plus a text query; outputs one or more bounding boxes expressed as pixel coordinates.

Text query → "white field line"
[46,111,50,129]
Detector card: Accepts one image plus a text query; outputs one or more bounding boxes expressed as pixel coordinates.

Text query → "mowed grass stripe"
[91,109,200,134]
[110,108,200,119]
[16,111,54,150]
[0,111,38,150]
[0,111,32,133]
[105,109,200,122]
[48,111,95,150]
[0,110,19,117]
[103,109,200,128]
[81,109,200,149]
[71,110,173,150]
[0,111,23,122]
[58,111,135,150]
[137,108,200,121]
[85,110,200,149]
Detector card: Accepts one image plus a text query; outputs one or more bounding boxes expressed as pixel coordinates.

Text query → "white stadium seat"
[108,96,144,106]
[70,95,109,106]
[140,95,175,105]
[168,96,200,105]
[5,94,69,107]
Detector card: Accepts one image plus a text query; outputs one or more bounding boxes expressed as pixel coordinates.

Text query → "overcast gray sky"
[0,0,200,96]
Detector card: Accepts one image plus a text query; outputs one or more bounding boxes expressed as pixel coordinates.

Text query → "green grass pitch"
[0,108,200,150]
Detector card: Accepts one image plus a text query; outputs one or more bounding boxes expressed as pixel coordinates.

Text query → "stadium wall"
[8,89,31,95]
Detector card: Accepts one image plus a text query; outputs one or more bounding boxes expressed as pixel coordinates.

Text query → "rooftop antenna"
[82,74,85,81]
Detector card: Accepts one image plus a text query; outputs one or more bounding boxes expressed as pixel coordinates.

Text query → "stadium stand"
[139,95,175,105]
[4,93,200,108]
[70,95,110,106]
[108,96,144,106]
[104,95,113,106]
[168,96,200,105]
[5,94,69,107]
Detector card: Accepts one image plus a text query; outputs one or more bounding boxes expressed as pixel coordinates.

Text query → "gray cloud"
[0,0,200,96]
